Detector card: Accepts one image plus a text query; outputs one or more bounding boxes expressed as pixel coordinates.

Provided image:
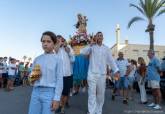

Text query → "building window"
[133,50,139,52]
[143,50,148,52]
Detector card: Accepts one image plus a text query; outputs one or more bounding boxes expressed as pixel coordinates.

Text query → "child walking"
[28,31,63,114]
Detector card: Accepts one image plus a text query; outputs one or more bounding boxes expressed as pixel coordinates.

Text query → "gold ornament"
[29,64,41,84]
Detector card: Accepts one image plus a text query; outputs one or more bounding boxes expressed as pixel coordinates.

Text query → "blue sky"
[0,0,165,60]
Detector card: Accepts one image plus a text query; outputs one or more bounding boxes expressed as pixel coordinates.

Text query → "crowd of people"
[0,57,32,90]
[1,31,165,114]
[110,51,164,111]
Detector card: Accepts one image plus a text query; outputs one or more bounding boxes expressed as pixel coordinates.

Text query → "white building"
[111,24,165,63]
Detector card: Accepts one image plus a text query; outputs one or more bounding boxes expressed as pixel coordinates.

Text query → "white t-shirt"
[56,46,75,77]
[128,64,136,78]
[116,59,129,77]
[8,63,16,76]
[81,44,118,75]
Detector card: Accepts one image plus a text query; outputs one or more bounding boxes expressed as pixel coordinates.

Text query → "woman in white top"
[136,57,147,104]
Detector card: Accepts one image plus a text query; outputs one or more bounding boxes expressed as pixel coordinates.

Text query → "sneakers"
[153,104,162,110]
[69,92,73,97]
[147,103,162,110]
[111,95,115,101]
[55,106,61,113]
[139,101,148,104]
[55,106,65,114]
[147,103,155,107]
[123,99,128,104]
[65,102,70,109]
[73,91,79,96]
[60,107,65,114]
[86,111,90,114]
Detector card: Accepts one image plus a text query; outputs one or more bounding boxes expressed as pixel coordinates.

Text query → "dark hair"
[25,63,29,68]
[96,31,102,35]
[56,35,66,42]
[10,58,15,61]
[56,35,62,39]
[163,57,165,60]
[4,57,7,59]
[138,64,146,76]
[41,31,57,44]
[131,59,137,66]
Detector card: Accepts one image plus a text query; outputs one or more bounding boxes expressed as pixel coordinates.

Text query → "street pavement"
[0,86,164,114]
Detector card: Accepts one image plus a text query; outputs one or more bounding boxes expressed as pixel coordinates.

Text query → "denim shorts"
[119,77,129,89]
[8,75,16,81]
[128,77,135,87]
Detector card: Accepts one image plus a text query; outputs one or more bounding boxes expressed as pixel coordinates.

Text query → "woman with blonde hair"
[135,57,147,104]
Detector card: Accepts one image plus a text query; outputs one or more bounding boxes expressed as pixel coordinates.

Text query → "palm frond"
[130,3,145,15]
[139,0,146,12]
[155,0,165,11]
[145,0,154,19]
[128,16,145,29]
[152,0,160,16]
[157,8,165,16]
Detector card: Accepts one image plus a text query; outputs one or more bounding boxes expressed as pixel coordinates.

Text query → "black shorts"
[69,75,73,89]
[62,76,72,96]
[2,73,8,78]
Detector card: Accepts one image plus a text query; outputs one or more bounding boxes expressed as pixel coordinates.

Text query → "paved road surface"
[0,86,164,114]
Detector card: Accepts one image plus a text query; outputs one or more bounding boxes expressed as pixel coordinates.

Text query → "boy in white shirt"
[28,31,63,114]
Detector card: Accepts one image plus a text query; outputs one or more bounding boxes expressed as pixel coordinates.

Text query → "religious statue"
[75,13,88,33]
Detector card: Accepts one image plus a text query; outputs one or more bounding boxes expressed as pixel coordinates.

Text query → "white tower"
[116,24,120,53]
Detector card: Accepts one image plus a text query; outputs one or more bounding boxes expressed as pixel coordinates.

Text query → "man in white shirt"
[55,35,75,114]
[81,32,119,114]
[114,52,130,104]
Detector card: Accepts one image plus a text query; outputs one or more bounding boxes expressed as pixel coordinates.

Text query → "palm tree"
[23,55,27,63]
[28,57,32,63]
[128,0,165,50]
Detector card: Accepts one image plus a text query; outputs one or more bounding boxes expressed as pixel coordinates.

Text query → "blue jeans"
[28,87,55,114]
